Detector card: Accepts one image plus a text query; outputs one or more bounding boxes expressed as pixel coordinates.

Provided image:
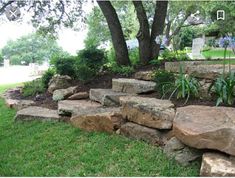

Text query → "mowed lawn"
[0,84,200,176]
[202,49,235,59]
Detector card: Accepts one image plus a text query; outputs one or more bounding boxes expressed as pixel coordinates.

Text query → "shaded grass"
[0,84,200,176]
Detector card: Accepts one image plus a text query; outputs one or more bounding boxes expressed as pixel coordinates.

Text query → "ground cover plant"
[22,79,46,97]
[209,72,235,106]
[0,84,200,176]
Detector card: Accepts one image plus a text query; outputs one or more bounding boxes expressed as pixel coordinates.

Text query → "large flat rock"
[174,105,235,156]
[68,92,89,100]
[119,122,164,145]
[58,100,102,116]
[15,106,60,121]
[200,152,235,176]
[89,88,130,106]
[48,75,72,94]
[120,96,175,129]
[5,99,35,110]
[70,107,123,133]
[112,78,156,94]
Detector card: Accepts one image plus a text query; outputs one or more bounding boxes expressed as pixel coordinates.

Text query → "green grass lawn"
[0,84,200,176]
[202,49,235,59]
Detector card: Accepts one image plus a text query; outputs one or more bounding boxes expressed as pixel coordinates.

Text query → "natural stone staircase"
[5,76,235,175]
[112,78,156,93]
[89,88,130,106]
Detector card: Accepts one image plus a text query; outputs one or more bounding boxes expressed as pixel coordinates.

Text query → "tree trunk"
[165,20,172,46]
[150,1,168,59]
[97,1,130,66]
[133,1,152,65]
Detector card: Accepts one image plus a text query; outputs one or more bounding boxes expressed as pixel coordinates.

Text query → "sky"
[0,2,94,55]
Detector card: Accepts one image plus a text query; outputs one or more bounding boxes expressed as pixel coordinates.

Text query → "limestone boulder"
[15,106,60,121]
[120,122,164,145]
[48,75,72,94]
[58,100,102,116]
[134,71,154,81]
[174,105,235,156]
[70,107,123,133]
[52,86,77,101]
[5,99,35,110]
[164,137,202,166]
[89,88,130,106]
[200,152,235,176]
[68,92,89,100]
[112,78,156,94]
[120,96,175,129]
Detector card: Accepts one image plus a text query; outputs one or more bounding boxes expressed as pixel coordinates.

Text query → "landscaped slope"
[0,85,199,176]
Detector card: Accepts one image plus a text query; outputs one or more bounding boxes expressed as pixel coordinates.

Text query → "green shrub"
[129,48,140,66]
[153,70,175,95]
[51,56,77,78]
[76,64,96,82]
[165,66,200,104]
[161,49,176,61]
[209,72,235,106]
[104,62,134,77]
[77,47,105,72]
[161,50,190,61]
[207,38,216,47]
[149,59,162,66]
[113,66,134,76]
[41,68,55,88]
[22,79,45,97]
[178,27,195,49]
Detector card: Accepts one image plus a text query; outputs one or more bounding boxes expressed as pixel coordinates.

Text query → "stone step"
[112,78,156,94]
[89,88,131,106]
[15,106,61,121]
[70,107,123,133]
[68,92,89,100]
[200,152,235,176]
[174,105,235,156]
[134,71,154,81]
[120,96,175,129]
[58,100,102,116]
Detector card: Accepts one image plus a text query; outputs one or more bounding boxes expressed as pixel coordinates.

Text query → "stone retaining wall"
[165,61,235,80]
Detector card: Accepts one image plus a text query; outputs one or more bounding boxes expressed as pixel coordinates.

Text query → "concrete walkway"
[0,65,47,85]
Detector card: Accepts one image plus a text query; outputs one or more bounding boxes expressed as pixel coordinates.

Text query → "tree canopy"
[1,33,67,65]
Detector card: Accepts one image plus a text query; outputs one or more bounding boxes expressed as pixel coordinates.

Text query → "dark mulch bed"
[6,66,234,109]
[7,72,134,110]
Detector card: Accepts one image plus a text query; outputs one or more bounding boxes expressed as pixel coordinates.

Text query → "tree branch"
[0,0,15,14]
